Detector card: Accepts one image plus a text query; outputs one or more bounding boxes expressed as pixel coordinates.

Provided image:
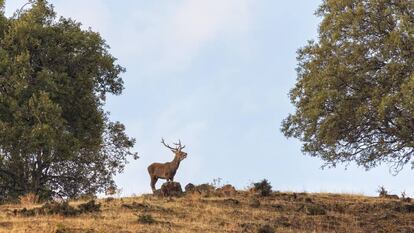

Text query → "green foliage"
[15,200,101,217]
[282,0,414,172]
[258,225,275,233]
[78,199,101,213]
[253,179,272,197]
[0,0,137,201]
[138,214,156,224]
[304,204,327,215]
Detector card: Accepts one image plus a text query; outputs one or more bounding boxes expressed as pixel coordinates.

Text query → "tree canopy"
[282,0,414,172]
[0,0,137,201]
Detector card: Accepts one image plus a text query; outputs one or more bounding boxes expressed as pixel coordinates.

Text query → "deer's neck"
[171,156,181,169]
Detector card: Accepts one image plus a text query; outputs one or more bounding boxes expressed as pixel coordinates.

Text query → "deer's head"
[161,138,187,161]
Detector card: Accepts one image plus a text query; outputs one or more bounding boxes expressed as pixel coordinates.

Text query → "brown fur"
[147,139,187,192]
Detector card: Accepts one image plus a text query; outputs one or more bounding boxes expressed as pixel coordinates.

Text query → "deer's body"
[148,157,181,184]
[148,139,187,192]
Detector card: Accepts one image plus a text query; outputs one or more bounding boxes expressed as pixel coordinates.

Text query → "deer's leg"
[151,176,158,192]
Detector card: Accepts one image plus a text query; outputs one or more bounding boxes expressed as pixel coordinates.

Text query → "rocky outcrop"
[159,182,183,197]
[216,184,237,197]
[184,183,196,193]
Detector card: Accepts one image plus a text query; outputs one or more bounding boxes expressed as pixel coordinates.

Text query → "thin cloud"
[118,0,251,74]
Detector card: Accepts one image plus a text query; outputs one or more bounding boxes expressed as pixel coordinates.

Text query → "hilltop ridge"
[0,186,413,233]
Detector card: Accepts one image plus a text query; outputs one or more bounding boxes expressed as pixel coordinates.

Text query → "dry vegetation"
[1,189,414,233]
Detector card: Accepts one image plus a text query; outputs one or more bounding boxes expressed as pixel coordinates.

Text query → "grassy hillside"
[1,190,413,233]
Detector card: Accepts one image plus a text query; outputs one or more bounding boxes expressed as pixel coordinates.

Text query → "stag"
[147,138,187,192]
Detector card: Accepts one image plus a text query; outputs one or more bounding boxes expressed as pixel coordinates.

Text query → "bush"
[78,200,101,213]
[305,204,326,215]
[401,191,412,202]
[253,179,272,197]
[77,194,97,201]
[40,202,79,216]
[105,197,115,202]
[122,202,150,211]
[17,208,36,217]
[258,224,275,233]
[184,183,196,193]
[15,200,101,217]
[377,186,388,197]
[138,214,156,224]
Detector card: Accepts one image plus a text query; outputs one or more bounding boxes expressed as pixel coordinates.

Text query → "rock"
[194,184,215,196]
[185,183,196,193]
[160,182,183,197]
[216,184,237,197]
[153,189,162,196]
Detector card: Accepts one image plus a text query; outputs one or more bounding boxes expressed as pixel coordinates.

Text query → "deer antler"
[161,138,186,151]
[173,140,185,150]
[161,138,176,151]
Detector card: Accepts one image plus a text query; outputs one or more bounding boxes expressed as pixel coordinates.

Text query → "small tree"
[0,0,137,200]
[253,179,272,197]
[282,0,414,172]
[377,186,388,197]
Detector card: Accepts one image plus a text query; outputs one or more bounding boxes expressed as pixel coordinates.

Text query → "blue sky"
[5,0,413,196]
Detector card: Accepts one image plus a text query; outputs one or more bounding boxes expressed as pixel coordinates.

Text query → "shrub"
[210,177,223,188]
[253,179,272,197]
[377,186,388,197]
[41,202,79,216]
[223,198,240,205]
[78,200,101,213]
[185,183,196,193]
[305,204,326,215]
[15,200,101,217]
[105,197,115,202]
[401,191,412,202]
[77,194,97,201]
[122,202,150,211]
[138,214,156,224]
[258,224,275,233]
[17,208,36,217]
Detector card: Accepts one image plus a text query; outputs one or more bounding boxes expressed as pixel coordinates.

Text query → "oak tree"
[282,0,414,172]
[0,0,137,200]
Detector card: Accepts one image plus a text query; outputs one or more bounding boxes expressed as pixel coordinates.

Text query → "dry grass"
[1,191,414,233]
[18,193,39,206]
